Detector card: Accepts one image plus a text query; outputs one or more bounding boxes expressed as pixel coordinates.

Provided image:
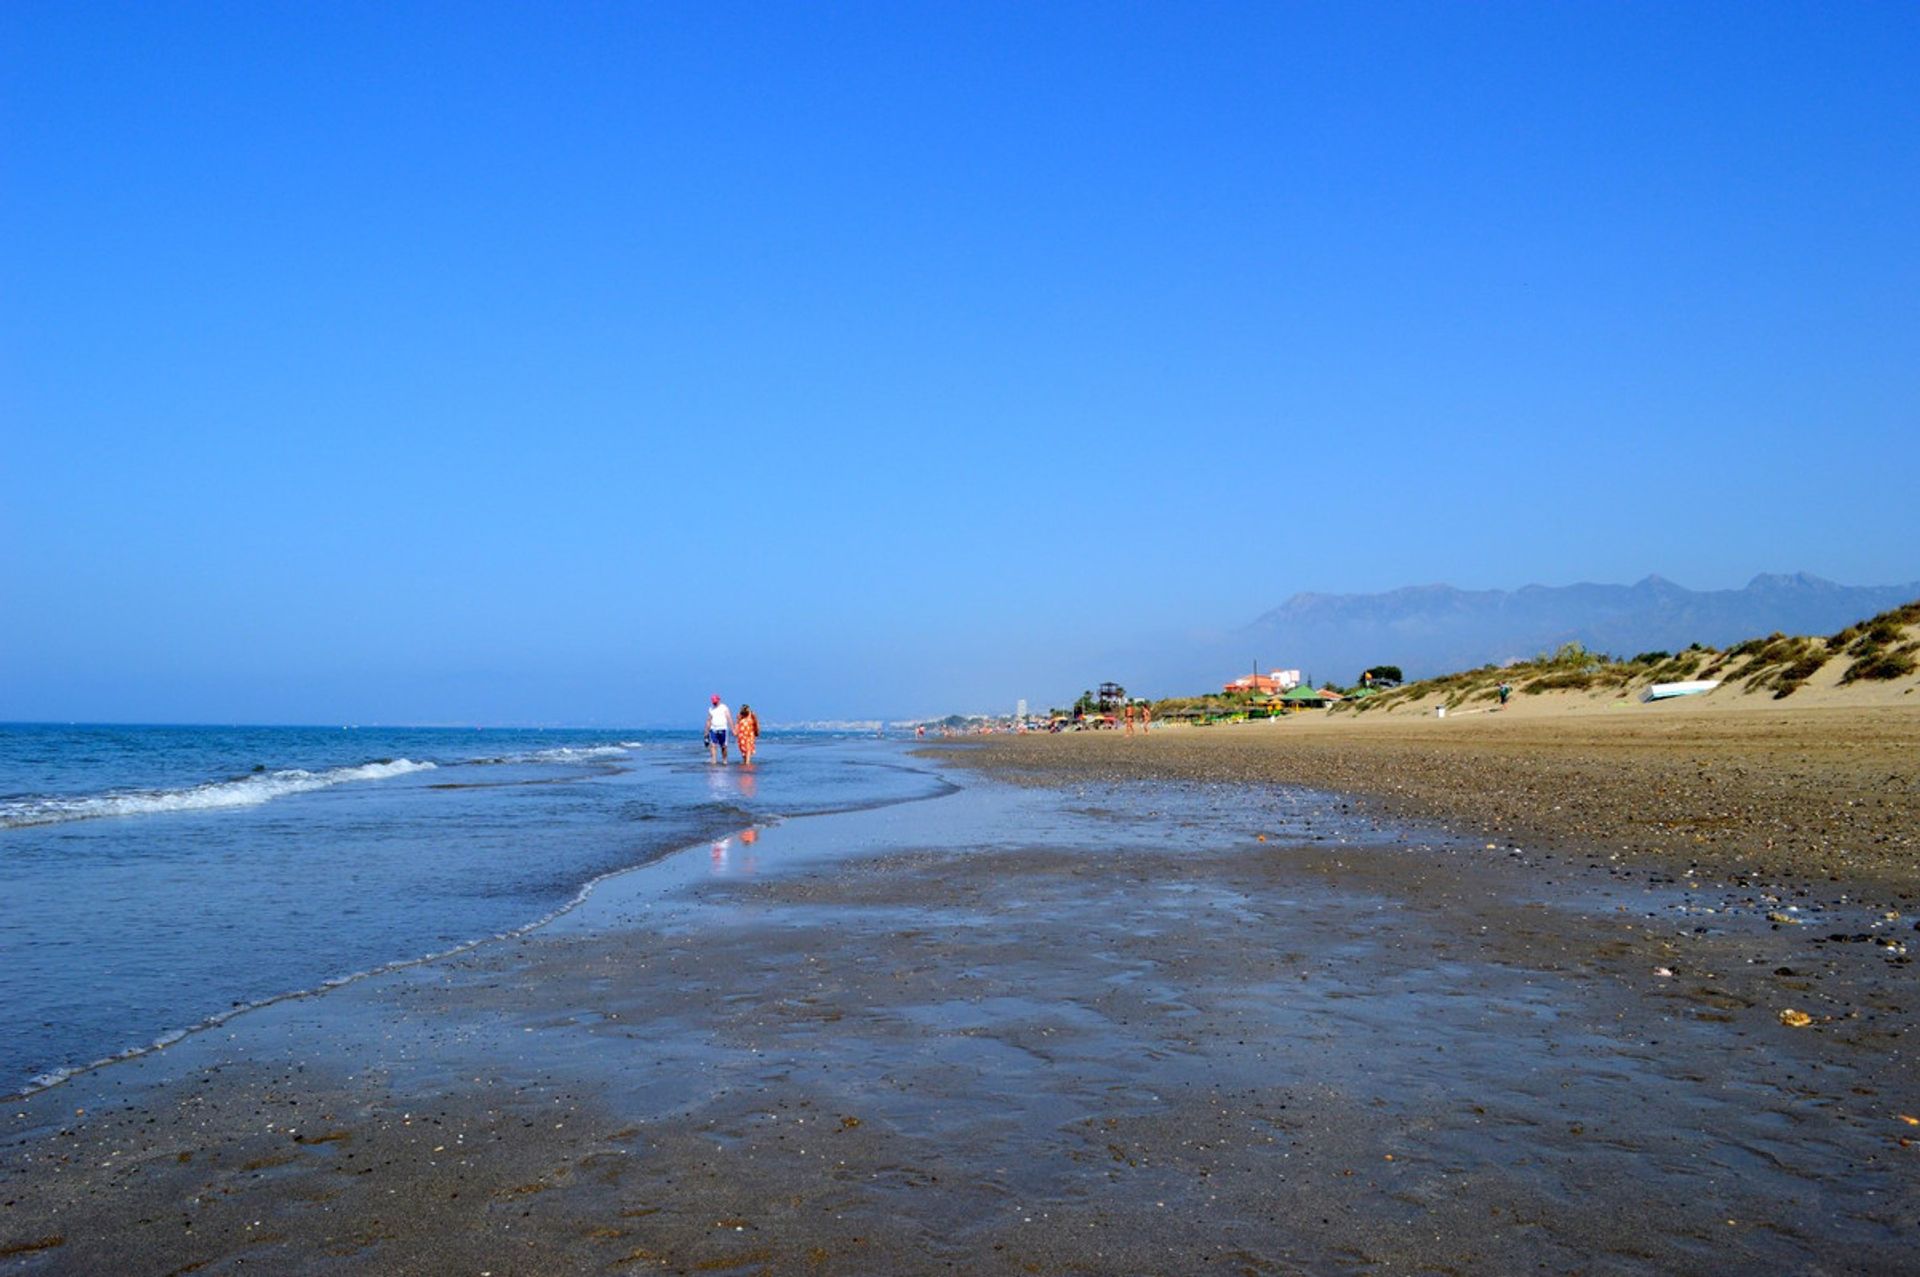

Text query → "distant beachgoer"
[736,704,760,764]
[1141,703,1152,734]
[1497,682,1511,707]
[706,695,732,763]
[1123,703,1136,737]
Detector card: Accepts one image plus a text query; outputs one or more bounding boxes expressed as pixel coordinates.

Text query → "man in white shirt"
[706,695,733,764]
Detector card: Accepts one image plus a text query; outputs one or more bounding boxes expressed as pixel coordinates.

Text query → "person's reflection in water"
[706,762,757,801]
[708,832,758,876]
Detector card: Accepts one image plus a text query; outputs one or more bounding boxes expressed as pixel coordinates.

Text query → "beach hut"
[1278,685,1332,709]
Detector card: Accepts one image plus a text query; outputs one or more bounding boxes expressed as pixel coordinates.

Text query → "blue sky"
[3,2,1916,723]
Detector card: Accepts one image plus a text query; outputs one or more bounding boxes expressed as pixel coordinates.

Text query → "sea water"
[0,723,938,1095]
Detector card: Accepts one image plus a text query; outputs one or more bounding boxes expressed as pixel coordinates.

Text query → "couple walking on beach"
[705,695,759,765]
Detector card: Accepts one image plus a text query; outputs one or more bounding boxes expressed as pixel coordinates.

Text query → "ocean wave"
[466,744,634,766]
[0,758,438,830]
[524,744,631,763]
[9,808,754,1101]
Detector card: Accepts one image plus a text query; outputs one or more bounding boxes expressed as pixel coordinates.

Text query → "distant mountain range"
[1214,573,1920,686]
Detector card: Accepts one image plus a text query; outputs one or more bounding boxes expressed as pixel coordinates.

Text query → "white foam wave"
[7,814,755,1101]
[0,758,438,830]
[525,744,630,762]
[7,764,956,1101]
[467,744,633,766]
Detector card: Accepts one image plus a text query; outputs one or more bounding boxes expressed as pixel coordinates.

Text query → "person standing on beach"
[1124,702,1136,737]
[706,695,733,764]
[1498,681,1512,707]
[736,703,760,764]
[1140,702,1151,734]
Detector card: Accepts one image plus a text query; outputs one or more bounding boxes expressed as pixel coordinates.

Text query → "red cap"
[711,694,721,704]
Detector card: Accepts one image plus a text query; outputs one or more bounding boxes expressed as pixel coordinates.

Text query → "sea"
[0,722,941,1097]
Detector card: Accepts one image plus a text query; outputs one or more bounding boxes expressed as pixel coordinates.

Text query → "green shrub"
[1523,671,1595,693]
[1849,620,1905,655]
[1725,634,1779,659]
[1842,643,1919,684]
[1646,653,1705,683]
[1722,635,1827,695]
[1769,652,1830,698]
[1806,601,1920,684]
[1532,642,1608,669]
[1826,600,1920,652]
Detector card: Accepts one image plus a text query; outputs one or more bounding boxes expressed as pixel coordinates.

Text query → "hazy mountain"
[1203,573,1920,687]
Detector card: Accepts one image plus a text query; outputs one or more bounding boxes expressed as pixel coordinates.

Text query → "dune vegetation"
[1342,598,1920,713]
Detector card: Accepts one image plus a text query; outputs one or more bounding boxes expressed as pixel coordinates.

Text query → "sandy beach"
[5,723,1919,1274]
[959,701,1920,899]
[15,0,1920,1271]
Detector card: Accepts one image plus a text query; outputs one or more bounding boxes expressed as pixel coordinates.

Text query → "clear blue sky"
[4,2,1916,724]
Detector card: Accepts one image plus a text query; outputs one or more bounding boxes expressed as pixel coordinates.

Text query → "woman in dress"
[736,703,760,764]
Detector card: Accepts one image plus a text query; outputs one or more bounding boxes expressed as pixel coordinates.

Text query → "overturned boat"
[1642,679,1721,702]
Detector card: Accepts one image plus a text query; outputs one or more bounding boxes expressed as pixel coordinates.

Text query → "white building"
[1270,669,1302,690]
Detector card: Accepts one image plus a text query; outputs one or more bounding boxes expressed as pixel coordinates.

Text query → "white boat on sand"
[1642,679,1721,702]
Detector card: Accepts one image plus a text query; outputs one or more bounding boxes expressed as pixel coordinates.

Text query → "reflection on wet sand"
[708,834,758,876]
[704,763,758,801]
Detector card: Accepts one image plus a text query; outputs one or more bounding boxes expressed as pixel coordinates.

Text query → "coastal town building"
[1222,668,1304,695]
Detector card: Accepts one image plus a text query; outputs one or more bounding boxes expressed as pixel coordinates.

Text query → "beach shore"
[946,702,1920,902]
[5,734,1918,1274]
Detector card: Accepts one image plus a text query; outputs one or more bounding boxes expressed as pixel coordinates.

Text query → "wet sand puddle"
[3,767,1916,1274]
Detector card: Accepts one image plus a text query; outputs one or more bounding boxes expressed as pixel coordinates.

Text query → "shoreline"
[5,748,1917,1273]
[4,831,710,1105]
[931,704,1920,903]
[5,756,960,1105]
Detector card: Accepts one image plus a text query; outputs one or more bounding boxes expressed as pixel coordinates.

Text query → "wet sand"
[946,705,1920,901]
[5,756,1918,1274]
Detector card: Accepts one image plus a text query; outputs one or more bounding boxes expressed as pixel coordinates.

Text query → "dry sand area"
[955,698,1920,903]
